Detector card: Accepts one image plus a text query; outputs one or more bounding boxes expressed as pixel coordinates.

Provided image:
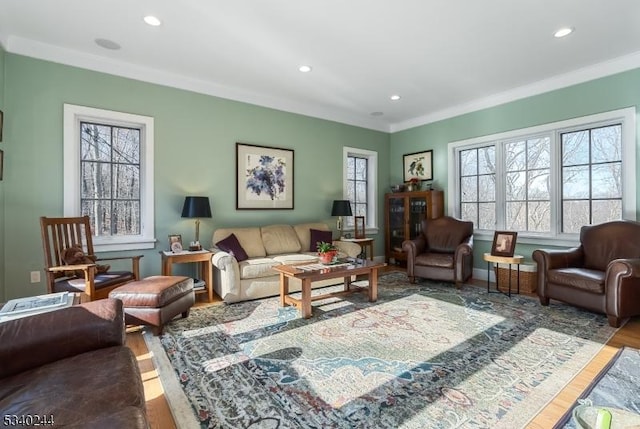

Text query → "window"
[64,104,155,251]
[343,147,378,231]
[450,108,635,245]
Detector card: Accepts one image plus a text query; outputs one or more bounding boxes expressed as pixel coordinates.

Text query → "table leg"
[486,261,490,293]
[507,263,512,297]
[163,258,172,276]
[301,279,312,318]
[368,268,378,302]
[203,259,213,303]
[279,274,288,307]
[344,275,351,292]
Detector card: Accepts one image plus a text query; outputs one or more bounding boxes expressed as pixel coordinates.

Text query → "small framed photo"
[491,231,518,257]
[168,234,183,252]
[354,216,366,239]
[403,150,433,182]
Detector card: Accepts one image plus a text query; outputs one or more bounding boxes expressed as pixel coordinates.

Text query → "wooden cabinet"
[384,190,444,263]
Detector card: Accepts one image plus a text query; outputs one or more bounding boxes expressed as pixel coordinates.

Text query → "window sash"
[64,104,155,252]
[448,107,635,246]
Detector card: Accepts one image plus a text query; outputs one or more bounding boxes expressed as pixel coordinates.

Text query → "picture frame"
[0,150,3,181]
[236,142,294,210]
[403,150,433,182]
[354,216,366,238]
[0,110,3,142]
[168,234,183,252]
[490,231,518,257]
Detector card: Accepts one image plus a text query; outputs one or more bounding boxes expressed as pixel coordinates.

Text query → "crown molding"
[390,50,640,133]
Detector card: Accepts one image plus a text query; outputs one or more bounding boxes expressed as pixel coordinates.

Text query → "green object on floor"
[572,401,640,429]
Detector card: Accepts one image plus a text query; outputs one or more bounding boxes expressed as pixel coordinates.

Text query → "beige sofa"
[211,223,361,303]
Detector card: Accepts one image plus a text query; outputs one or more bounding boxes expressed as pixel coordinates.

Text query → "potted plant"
[316,241,338,264]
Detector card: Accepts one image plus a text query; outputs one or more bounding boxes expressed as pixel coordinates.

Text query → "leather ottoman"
[109,275,195,335]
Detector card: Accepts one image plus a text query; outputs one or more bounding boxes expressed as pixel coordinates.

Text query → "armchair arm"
[0,298,125,378]
[211,248,241,301]
[454,235,474,284]
[532,246,584,298]
[96,254,143,280]
[402,236,427,278]
[605,258,640,320]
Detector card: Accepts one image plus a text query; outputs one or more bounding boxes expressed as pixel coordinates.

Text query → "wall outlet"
[30,271,41,283]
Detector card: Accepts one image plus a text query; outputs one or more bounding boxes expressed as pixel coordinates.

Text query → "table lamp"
[181,196,212,250]
[331,199,352,239]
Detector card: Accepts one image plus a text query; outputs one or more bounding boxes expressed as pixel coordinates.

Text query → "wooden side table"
[338,237,374,260]
[160,250,214,302]
[483,252,524,297]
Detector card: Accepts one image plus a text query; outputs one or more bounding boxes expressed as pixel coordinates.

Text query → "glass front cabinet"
[384,190,444,263]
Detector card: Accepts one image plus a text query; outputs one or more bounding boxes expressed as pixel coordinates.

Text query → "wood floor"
[127,268,640,429]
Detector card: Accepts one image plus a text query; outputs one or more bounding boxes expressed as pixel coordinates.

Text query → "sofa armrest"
[333,241,361,258]
[605,258,640,318]
[0,298,125,378]
[402,236,427,277]
[211,248,241,301]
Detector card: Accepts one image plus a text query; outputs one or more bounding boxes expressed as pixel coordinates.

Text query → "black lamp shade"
[331,200,352,216]
[181,196,212,218]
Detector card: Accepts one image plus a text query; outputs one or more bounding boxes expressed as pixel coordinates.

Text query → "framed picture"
[403,150,433,182]
[0,110,3,142]
[491,231,518,257]
[236,142,294,210]
[0,150,3,181]
[354,216,366,238]
[168,234,183,252]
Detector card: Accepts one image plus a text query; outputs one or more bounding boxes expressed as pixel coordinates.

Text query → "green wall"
[390,68,640,264]
[2,50,640,300]
[0,46,5,299]
[2,53,389,300]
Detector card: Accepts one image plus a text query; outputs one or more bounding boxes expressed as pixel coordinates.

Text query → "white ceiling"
[2,0,640,132]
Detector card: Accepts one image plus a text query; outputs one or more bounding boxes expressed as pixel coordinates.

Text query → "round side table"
[483,253,524,297]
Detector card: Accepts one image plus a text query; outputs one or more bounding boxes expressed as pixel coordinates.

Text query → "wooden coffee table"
[274,259,386,318]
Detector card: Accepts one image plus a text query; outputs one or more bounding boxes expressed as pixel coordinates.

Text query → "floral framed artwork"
[490,231,518,257]
[403,150,433,182]
[236,142,294,210]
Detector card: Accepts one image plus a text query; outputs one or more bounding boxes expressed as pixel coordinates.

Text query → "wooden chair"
[40,216,143,301]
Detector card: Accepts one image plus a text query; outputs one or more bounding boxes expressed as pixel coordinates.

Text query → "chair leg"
[154,325,164,336]
[408,276,416,284]
[182,308,190,318]
[607,315,622,328]
[539,296,550,306]
[454,281,462,289]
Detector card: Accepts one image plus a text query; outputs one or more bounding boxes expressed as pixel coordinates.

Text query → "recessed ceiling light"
[370,111,384,116]
[95,38,121,50]
[298,65,312,73]
[390,95,401,101]
[144,15,162,26]
[554,27,574,38]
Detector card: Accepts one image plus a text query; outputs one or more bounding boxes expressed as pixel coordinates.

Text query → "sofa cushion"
[309,228,333,252]
[294,223,331,252]
[239,258,282,280]
[216,233,249,262]
[261,225,301,255]
[213,227,265,258]
[272,254,319,265]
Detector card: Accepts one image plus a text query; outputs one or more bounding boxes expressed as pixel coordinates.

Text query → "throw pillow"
[216,233,249,262]
[309,229,333,252]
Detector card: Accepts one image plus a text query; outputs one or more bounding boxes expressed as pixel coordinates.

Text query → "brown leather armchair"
[402,216,474,288]
[532,220,640,327]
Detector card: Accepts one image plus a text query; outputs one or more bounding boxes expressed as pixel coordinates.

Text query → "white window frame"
[448,107,636,247]
[343,147,379,234]
[63,104,156,251]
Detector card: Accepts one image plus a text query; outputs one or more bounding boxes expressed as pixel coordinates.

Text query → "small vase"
[406,183,420,192]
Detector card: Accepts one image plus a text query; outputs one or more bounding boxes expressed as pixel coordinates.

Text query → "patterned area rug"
[144,273,618,429]
[555,346,640,428]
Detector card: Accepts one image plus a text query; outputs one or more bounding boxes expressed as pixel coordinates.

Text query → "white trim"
[343,147,379,232]
[448,107,636,244]
[63,104,156,251]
